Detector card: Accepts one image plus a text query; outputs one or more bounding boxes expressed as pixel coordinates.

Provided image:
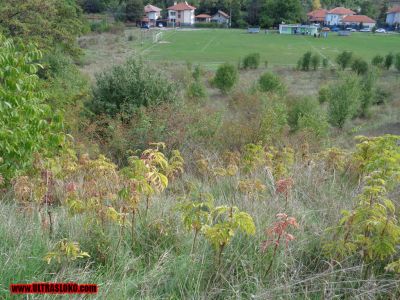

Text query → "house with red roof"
[307,9,328,24]
[195,14,211,23]
[168,2,196,26]
[342,15,376,29]
[386,6,400,26]
[325,7,355,25]
[144,4,162,26]
[211,10,230,25]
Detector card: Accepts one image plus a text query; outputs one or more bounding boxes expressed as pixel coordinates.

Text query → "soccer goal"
[153,31,163,43]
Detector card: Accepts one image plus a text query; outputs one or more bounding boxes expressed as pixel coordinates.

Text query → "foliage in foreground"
[0,35,64,181]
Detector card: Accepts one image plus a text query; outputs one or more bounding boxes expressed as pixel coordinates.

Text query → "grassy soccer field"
[141,29,400,68]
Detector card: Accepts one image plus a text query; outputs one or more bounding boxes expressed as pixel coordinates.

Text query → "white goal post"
[153,32,163,43]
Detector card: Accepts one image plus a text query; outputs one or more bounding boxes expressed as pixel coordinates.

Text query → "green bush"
[311,54,321,71]
[318,86,330,104]
[395,53,400,72]
[322,58,329,68]
[298,51,312,71]
[351,58,369,75]
[358,71,377,117]
[87,58,177,117]
[213,63,238,94]
[287,97,318,131]
[242,53,261,70]
[298,111,329,138]
[371,55,384,68]
[384,53,394,70]
[336,51,353,70]
[0,35,64,181]
[187,81,207,99]
[258,72,285,94]
[258,101,288,144]
[327,74,362,128]
[374,86,391,105]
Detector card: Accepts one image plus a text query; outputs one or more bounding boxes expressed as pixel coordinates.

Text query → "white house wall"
[386,12,400,25]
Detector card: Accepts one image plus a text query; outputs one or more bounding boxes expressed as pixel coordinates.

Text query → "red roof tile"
[328,7,355,15]
[307,9,327,21]
[168,2,196,11]
[342,15,376,23]
[196,14,211,18]
[387,6,400,13]
[144,4,162,13]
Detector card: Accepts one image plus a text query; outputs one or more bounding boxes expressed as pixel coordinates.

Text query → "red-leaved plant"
[261,213,299,276]
[275,178,293,209]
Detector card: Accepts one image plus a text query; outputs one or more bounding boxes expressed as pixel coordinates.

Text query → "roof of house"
[196,14,211,18]
[327,7,355,15]
[168,2,196,11]
[342,15,376,23]
[215,10,230,18]
[307,9,328,21]
[144,4,162,12]
[387,6,400,14]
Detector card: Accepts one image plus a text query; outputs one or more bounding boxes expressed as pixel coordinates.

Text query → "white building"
[325,7,355,26]
[144,4,162,26]
[386,6,400,25]
[168,2,196,26]
[342,15,376,29]
[211,10,230,25]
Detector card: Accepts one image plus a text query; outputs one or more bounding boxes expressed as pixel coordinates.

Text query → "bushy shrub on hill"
[213,63,238,94]
[258,72,285,94]
[327,74,362,128]
[87,58,177,118]
[351,57,369,75]
[242,53,261,70]
[395,53,400,72]
[336,51,353,70]
[371,55,384,68]
[384,53,394,70]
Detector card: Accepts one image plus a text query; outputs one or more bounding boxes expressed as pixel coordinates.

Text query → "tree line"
[77,0,392,27]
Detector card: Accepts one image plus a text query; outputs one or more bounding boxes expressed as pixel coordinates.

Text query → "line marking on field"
[201,33,219,52]
[301,36,335,67]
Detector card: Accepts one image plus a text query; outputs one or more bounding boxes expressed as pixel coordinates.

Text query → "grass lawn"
[141,29,400,67]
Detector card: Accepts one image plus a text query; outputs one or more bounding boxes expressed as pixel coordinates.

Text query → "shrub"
[371,55,384,68]
[322,58,329,68]
[298,51,312,71]
[327,74,362,128]
[213,63,238,94]
[298,111,329,138]
[358,70,377,117]
[287,97,318,131]
[187,81,207,99]
[258,72,285,94]
[336,51,353,70]
[351,58,369,75]
[311,54,321,71]
[87,58,176,117]
[374,86,391,105]
[395,53,400,72]
[258,101,288,144]
[384,53,394,70]
[242,53,261,70]
[318,86,330,104]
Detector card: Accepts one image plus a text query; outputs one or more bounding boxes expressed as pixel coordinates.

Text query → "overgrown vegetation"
[1,6,400,298]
